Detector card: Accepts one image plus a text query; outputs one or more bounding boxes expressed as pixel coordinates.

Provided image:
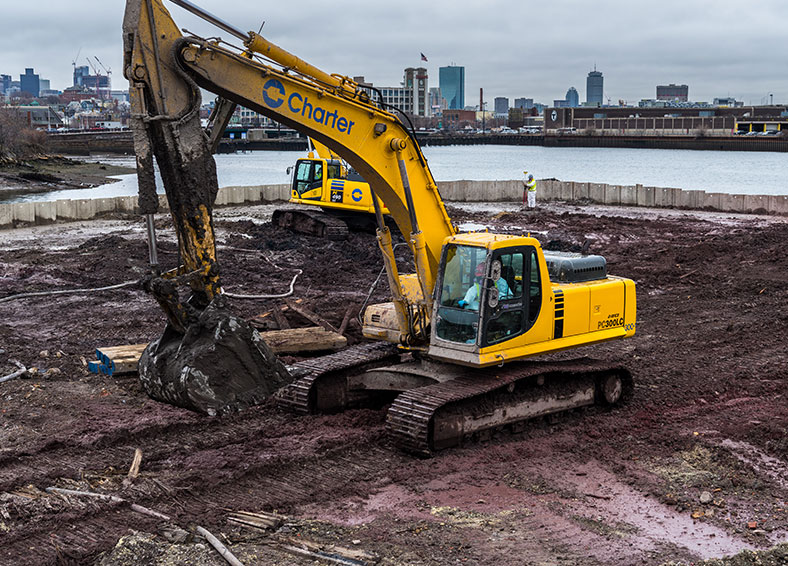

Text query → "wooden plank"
[227,509,284,530]
[284,300,338,333]
[94,343,149,376]
[97,344,148,358]
[258,327,346,354]
[274,535,377,565]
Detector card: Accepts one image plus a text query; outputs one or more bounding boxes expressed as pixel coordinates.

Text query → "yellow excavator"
[124,0,636,453]
[274,138,389,238]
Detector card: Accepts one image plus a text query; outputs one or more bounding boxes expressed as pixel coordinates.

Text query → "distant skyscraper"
[565,87,579,107]
[0,74,11,95]
[494,97,509,117]
[656,84,689,102]
[20,68,40,97]
[439,65,465,110]
[514,97,534,109]
[74,65,89,87]
[586,68,603,105]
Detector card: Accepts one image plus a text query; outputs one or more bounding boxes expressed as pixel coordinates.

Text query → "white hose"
[223,268,302,300]
[0,280,139,304]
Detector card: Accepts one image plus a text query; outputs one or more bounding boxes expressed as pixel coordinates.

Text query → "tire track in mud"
[1,413,398,565]
[2,391,397,562]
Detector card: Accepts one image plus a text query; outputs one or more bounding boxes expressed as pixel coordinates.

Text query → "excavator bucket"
[139,298,292,416]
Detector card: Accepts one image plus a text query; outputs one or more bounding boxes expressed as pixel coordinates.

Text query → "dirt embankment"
[0,202,786,566]
[0,155,134,198]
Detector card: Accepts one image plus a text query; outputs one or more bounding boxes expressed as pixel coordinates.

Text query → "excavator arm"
[123,0,292,414]
[125,0,457,347]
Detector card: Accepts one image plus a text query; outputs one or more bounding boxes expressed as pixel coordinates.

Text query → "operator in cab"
[459,262,512,310]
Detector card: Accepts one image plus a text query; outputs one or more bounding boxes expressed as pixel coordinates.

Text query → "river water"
[3,145,786,203]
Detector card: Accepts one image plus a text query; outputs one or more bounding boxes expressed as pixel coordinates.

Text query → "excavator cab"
[430,233,544,363]
[426,231,636,368]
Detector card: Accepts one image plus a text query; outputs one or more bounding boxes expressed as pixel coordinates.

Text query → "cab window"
[326,162,342,179]
[435,244,487,344]
[439,245,487,308]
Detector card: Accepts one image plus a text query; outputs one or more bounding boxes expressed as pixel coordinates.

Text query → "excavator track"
[386,359,633,456]
[279,347,632,456]
[272,209,349,240]
[277,342,401,414]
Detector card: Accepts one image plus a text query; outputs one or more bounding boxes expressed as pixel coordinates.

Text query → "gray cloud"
[1,0,785,106]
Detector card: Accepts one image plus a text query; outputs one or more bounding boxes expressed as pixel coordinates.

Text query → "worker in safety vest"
[458,263,512,311]
[523,170,537,208]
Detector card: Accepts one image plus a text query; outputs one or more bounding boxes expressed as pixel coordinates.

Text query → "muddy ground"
[0,156,133,200]
[0,201,786,566]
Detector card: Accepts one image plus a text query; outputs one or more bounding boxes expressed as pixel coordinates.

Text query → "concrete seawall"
[1,180,786,229]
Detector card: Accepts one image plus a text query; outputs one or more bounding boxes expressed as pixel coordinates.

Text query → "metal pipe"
[166,0,249,42]
[370,188,386,232]
[145,214,160,271]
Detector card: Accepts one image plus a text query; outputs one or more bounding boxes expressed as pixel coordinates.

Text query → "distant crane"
[71,47,82,86]
[95,56,113,101]
[95,56,112,81]
[86,57,111,101]
[86,57,102,100]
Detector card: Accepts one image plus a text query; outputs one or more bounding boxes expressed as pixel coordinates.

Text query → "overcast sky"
[2,0,786,106]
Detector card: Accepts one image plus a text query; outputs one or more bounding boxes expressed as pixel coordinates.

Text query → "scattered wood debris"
[46,486,246,566]
[271,535,378,565]
[196,525,245,566]
[227,509,285,531]
[285,299,339,333]
[123,448,143,487]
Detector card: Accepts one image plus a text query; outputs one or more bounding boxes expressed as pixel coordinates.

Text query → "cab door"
[481,247,542,347]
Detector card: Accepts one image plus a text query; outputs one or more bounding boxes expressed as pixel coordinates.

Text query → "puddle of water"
[557,459,756,560]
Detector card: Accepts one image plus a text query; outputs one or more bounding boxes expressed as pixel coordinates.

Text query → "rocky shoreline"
[0,155,135,199]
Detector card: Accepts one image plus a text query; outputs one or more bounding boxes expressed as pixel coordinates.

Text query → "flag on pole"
[420,52,428,62]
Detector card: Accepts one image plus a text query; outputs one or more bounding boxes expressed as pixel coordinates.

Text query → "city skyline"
[1,0,786,106]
